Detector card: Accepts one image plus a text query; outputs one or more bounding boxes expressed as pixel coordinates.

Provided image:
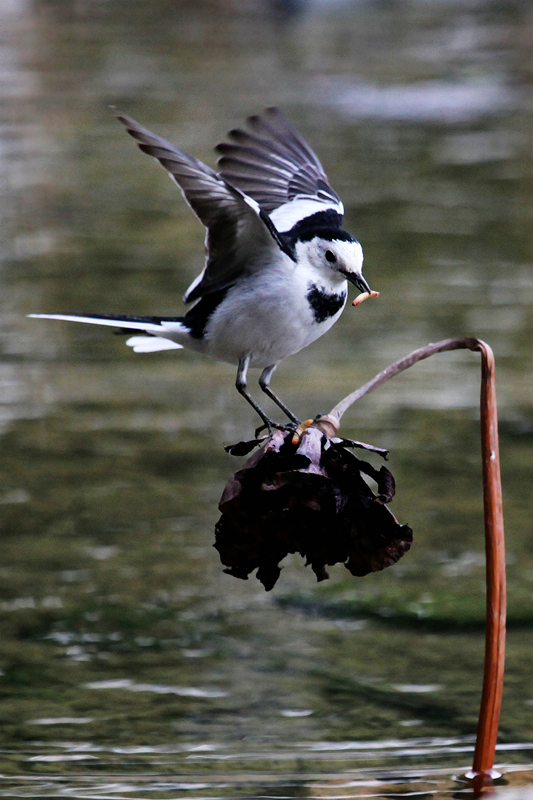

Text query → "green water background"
[0,0,532,789]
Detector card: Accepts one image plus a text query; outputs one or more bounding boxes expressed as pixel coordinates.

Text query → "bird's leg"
[236,356,275,435]
[259,364,300,425]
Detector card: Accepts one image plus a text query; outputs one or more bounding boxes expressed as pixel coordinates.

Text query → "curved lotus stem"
[315,337,506,794]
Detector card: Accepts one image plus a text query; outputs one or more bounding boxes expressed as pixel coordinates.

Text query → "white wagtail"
[30,108,378,431]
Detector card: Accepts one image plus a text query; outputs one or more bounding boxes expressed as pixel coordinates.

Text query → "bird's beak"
[342,271,380,307]
[346,273,372,294]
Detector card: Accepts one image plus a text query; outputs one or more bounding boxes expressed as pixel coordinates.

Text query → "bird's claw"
[254,419,300,439]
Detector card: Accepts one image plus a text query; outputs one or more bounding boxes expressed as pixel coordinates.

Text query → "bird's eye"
[325,250,337,264]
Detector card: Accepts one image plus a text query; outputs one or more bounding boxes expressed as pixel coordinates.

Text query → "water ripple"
[83,679,228,698]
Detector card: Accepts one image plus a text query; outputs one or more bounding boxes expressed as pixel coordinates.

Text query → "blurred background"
[1,0,533,796]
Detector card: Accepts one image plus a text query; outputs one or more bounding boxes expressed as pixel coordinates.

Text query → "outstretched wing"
[116,113,283,304]
[216,107,343,233]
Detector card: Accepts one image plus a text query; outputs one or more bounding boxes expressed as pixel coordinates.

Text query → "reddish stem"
[316,337,506,793]
[471,341,506,795]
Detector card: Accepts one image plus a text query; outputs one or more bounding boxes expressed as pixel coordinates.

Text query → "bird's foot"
[254,419,300,439]
[225,419,307,457]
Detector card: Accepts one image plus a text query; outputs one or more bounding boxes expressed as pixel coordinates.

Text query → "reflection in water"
[0,0,533,797]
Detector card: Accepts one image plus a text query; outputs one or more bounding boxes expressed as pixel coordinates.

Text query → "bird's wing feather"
[116,112,281,303]
[216,108,342,217]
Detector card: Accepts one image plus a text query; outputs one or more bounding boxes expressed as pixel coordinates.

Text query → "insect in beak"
[352,290,380,307]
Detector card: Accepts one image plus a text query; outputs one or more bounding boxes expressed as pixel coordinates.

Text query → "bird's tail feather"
[28,313,186,353]
[125,335,182,353]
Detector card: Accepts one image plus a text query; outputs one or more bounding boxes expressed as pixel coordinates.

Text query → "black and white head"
[292,228,370,294]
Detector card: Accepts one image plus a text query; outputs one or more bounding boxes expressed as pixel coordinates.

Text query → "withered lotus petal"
[224,438,265,456]
[333,438,389,459]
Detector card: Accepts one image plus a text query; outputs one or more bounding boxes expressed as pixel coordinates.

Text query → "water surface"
[1,0,532,796]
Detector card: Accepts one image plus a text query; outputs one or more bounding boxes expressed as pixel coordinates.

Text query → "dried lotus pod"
[215,427,412,590]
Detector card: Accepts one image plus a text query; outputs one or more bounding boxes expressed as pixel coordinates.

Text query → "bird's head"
[295,231,371,295]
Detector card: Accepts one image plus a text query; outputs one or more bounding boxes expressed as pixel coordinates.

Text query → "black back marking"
[183,287,230,339]
[280,213,357,259]
[288,209,343,237]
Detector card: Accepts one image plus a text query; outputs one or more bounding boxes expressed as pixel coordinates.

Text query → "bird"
[30,107,377,433]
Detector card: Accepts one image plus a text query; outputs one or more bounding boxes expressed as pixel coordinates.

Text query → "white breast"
[202,258,347,369]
